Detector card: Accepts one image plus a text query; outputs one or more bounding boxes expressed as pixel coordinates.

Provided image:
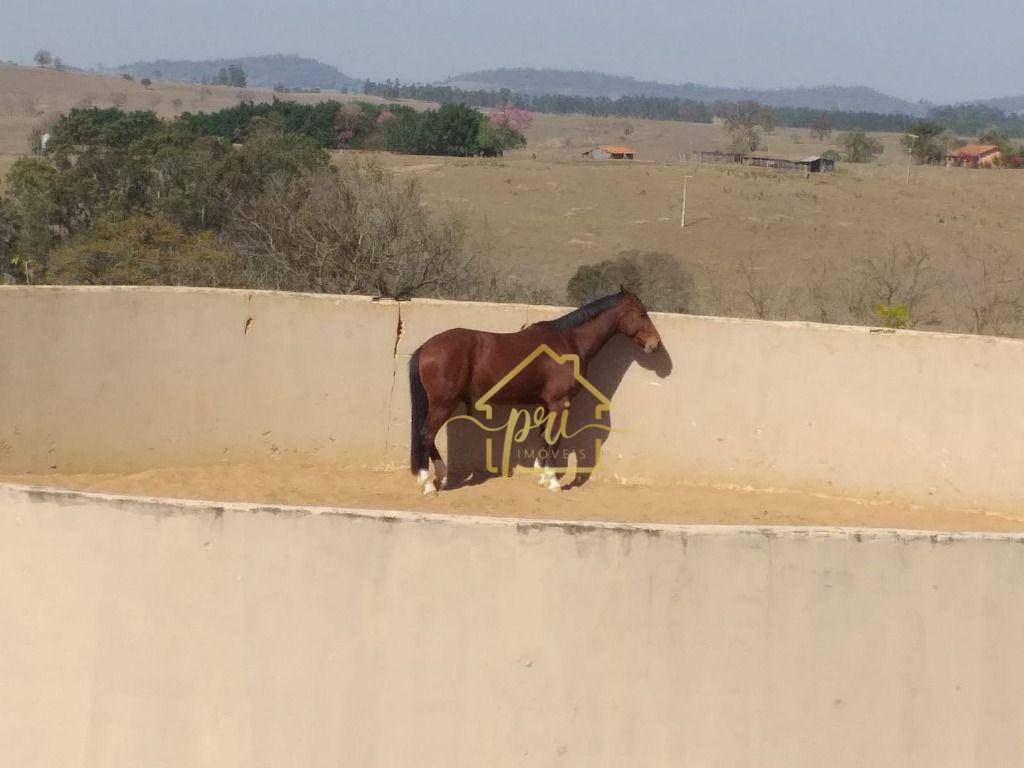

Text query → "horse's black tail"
[409,347,429,475]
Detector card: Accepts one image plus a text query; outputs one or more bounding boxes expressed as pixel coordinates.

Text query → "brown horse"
[409,289,662,493]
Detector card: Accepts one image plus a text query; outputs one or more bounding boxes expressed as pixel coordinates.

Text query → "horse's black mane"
[538,291,625,331]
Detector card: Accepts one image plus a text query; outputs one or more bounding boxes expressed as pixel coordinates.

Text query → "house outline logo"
[444,344,613,476]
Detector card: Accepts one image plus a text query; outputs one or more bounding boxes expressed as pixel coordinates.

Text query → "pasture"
[3,64,1024,333]
[378,151,1024,330]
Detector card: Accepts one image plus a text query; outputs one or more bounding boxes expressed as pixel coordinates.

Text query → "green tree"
[217,117,329,199]
[722,101,776,153]
[838,130,884,163]
[47,107,162,156]
[418,104,485,156]
[47,213,236,286]
[379,108,425,153]
[3,158,59,282]
[220,64,247,88]
[148,133,232,230]
[902,121,950,164]
[33,49,52,68]
[0,198,21,282]
[476,119,526,156]
[566,250,694,314]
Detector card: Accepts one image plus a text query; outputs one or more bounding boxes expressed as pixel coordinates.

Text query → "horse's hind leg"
[421,402,455,494]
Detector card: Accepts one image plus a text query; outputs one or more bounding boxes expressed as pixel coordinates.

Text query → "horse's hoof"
[422,480,437,495]
[416,469,430,487]
[439,476,448,490]
[546,479,562,492]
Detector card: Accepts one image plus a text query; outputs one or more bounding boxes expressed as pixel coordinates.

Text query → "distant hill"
[113,54,361,91]
[982,95,1024,115]
[446,68,928,116]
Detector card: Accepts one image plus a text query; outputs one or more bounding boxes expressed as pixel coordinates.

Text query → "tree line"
[179,99,529,156]
[363,79,1024,139]
[0,106,543,303]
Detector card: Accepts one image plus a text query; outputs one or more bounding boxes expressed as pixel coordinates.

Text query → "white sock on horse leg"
[433,459,448,489]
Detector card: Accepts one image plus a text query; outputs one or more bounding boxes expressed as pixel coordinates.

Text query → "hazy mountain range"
[112,54,362,91]
[446,68,934,115]
[110,56,1023,116]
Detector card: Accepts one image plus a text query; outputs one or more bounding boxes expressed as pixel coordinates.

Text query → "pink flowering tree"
[477,104,532,155]
[490,105,534,133]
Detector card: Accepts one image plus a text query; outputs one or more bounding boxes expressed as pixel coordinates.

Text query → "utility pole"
[680,175,693,229]
[905,133,919,186]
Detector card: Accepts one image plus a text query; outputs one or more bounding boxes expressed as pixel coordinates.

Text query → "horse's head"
[616,287,661,354]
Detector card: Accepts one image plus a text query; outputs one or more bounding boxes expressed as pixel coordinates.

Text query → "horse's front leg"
[536,398,570,492]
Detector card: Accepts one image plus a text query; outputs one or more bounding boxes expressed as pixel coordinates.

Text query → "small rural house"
[582,145,635,160]
[799,155,836,173]
[946,144,1001,168]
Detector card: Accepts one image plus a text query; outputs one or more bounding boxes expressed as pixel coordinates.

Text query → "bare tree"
[810,114,832,141]
[33,50,52,68]
[954,249,1024,336]
[228,160,482,299]
[805,256,841,324]
[854,243,935,327]
[736,254,796,320]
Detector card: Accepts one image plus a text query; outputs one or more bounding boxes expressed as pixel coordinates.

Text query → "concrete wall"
[2,483,1023,768]
[5,287,1024,765]
[3,285,1024,509]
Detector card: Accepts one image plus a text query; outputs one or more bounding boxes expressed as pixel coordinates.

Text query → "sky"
[3,0,1022,104]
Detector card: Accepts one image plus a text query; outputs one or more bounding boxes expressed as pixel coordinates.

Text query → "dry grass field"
[376,150,1024,330]
[3,64,1023,333]
[511,111,911,165]
[0,62,420,164]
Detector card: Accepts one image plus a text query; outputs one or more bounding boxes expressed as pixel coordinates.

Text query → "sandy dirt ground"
[3,461,1022,532]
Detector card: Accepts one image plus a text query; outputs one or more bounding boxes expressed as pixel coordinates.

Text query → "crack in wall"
[382,302,404,460]
[244,293,255,335]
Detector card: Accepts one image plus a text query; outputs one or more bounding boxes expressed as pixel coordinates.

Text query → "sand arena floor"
[3,460,1022,532]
